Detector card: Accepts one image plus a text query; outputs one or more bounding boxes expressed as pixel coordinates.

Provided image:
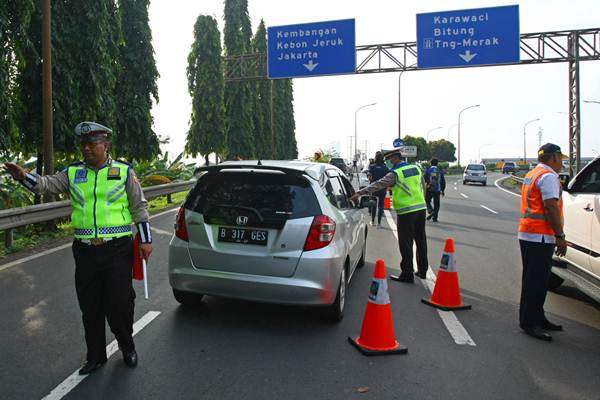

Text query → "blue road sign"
[267,19,356,79]
[393,138,404,148]
[416,5,520,69]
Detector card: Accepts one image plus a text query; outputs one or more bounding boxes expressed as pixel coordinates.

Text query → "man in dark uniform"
[4,121,152,374]
[367,151,389,227]
[351,149,429,283]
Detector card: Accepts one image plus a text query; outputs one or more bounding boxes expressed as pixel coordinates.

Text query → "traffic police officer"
[518,143,567,341]
[4,122,152,374]
[351,148,429,282]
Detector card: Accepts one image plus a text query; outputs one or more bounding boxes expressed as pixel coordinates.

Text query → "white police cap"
[75,121,112,135]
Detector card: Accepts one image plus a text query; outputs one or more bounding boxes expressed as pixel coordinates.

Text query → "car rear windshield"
[467,164,485,170]
[184,171,321,228]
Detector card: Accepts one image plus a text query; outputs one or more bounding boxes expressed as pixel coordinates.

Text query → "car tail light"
[304,215,336,251]
[174,207,189,241]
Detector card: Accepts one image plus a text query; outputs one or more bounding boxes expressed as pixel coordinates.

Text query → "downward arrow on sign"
[459,50,477,63]
[303,60,319,71]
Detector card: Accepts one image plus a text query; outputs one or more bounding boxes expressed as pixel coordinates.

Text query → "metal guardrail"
[0,180,195,248]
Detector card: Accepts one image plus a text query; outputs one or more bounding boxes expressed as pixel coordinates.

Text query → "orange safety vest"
[518,165,563,236]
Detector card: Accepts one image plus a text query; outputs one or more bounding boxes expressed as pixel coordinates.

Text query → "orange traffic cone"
[384,196,391,210]
[421,238,471,311]
[348,259,408,355]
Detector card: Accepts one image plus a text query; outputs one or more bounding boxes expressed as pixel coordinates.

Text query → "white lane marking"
[384,211,476,347]
[41,311,161,400]
[453,187,457,191]
[152,226,173,236]
[151,208,179,219]
[480,205,498,214]
[494,176,520,198]
[454,181,457,186]
[0,243,72,272]
[0,208,179,272]
[460,193,469,199]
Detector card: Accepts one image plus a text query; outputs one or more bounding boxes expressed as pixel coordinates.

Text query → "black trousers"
[426,191,441,221]
[369,190,386,224]
[72,236,136,362]
[519,240,554,329]
[397,209,429,275]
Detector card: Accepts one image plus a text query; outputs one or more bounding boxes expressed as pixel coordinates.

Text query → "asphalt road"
[1,173,599,400]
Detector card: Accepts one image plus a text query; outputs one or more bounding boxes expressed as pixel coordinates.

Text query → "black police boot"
[123,350,138,368]
[543,320,563,331]
[390,273,414,283]
[79,359,107,375]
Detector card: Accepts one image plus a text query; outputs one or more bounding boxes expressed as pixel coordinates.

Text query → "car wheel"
[547,272,564,291]
[463,180,467,185]
[482,182,487,186]
[325,266,346,322]
[173,288,204,307]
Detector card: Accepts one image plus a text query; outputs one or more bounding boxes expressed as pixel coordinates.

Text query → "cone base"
[347,337,408,356]
[421,298,472,311]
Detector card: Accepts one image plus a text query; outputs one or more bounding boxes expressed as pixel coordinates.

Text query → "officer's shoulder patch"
[402,167,420,178]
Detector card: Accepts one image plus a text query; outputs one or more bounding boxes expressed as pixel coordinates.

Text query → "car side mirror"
[559,173,570,191]
[359,195,376,209]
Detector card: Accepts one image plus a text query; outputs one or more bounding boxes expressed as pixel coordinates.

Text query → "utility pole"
[42,0,54,177]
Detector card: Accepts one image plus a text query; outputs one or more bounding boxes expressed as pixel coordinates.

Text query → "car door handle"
[584,205,594,212]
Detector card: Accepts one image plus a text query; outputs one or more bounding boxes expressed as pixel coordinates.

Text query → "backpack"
[428,167,440,191]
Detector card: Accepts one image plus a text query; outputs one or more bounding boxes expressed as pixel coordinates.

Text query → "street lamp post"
[523,118,540,163]
[398,64,416,139]
[355,102,376,163]
[457,104,480,167]
[426,126,443,141]
[584,100,600,104]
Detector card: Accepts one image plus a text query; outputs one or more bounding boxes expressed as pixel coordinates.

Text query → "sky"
[148,0,600,163]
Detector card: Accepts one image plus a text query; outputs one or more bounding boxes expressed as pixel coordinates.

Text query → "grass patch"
[0,191,189,259]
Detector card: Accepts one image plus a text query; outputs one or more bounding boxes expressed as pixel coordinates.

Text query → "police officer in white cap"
[4,121,152,374]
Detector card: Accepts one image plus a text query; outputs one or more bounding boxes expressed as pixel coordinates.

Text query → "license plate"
[217,227,268,246]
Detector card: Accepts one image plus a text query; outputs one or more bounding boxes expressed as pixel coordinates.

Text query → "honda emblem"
[236,215,249,226]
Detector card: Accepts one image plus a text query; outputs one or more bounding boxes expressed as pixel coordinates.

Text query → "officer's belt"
[77,237,115,246]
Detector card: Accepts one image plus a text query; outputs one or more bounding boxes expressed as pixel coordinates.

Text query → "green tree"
[223,0,254,159]
[251,20,271,159]
[272,79,285,158]
[0,0,34,154]
[429,139,456,162]
[281,79,297,159]
[402,135,430,161]
[186,15,225,164]
[48,0,121,156]
[114,0,160,161]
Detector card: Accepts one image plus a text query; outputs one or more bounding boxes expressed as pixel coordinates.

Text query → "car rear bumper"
[464,175,487,182]
[168,237,343,306]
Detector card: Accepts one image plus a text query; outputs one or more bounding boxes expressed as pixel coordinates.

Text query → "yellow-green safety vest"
[67,161,133,239]
[392,164,427,215]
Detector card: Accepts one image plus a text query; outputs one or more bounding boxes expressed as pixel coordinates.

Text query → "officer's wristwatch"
[554,233,566,240]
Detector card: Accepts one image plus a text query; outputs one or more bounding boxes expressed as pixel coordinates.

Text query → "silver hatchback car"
[168,161,372,321]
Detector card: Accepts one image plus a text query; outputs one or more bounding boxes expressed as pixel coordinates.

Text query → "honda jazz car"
[168,161,372,320]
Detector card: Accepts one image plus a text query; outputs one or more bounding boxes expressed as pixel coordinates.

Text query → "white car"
[550,156,600,302]
[463,163,487,185]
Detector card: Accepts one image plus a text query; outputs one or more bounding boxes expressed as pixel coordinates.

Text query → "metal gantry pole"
[568,31,582,176]
[270,80,275,159]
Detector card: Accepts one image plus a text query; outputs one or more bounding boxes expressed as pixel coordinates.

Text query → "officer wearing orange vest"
[518,143,567,341]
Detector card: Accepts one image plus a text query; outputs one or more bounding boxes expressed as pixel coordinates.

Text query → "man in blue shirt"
[367,152,389,226]
[424,158,446,222]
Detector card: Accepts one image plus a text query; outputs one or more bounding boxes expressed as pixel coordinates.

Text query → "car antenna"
[257,160,262,166]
